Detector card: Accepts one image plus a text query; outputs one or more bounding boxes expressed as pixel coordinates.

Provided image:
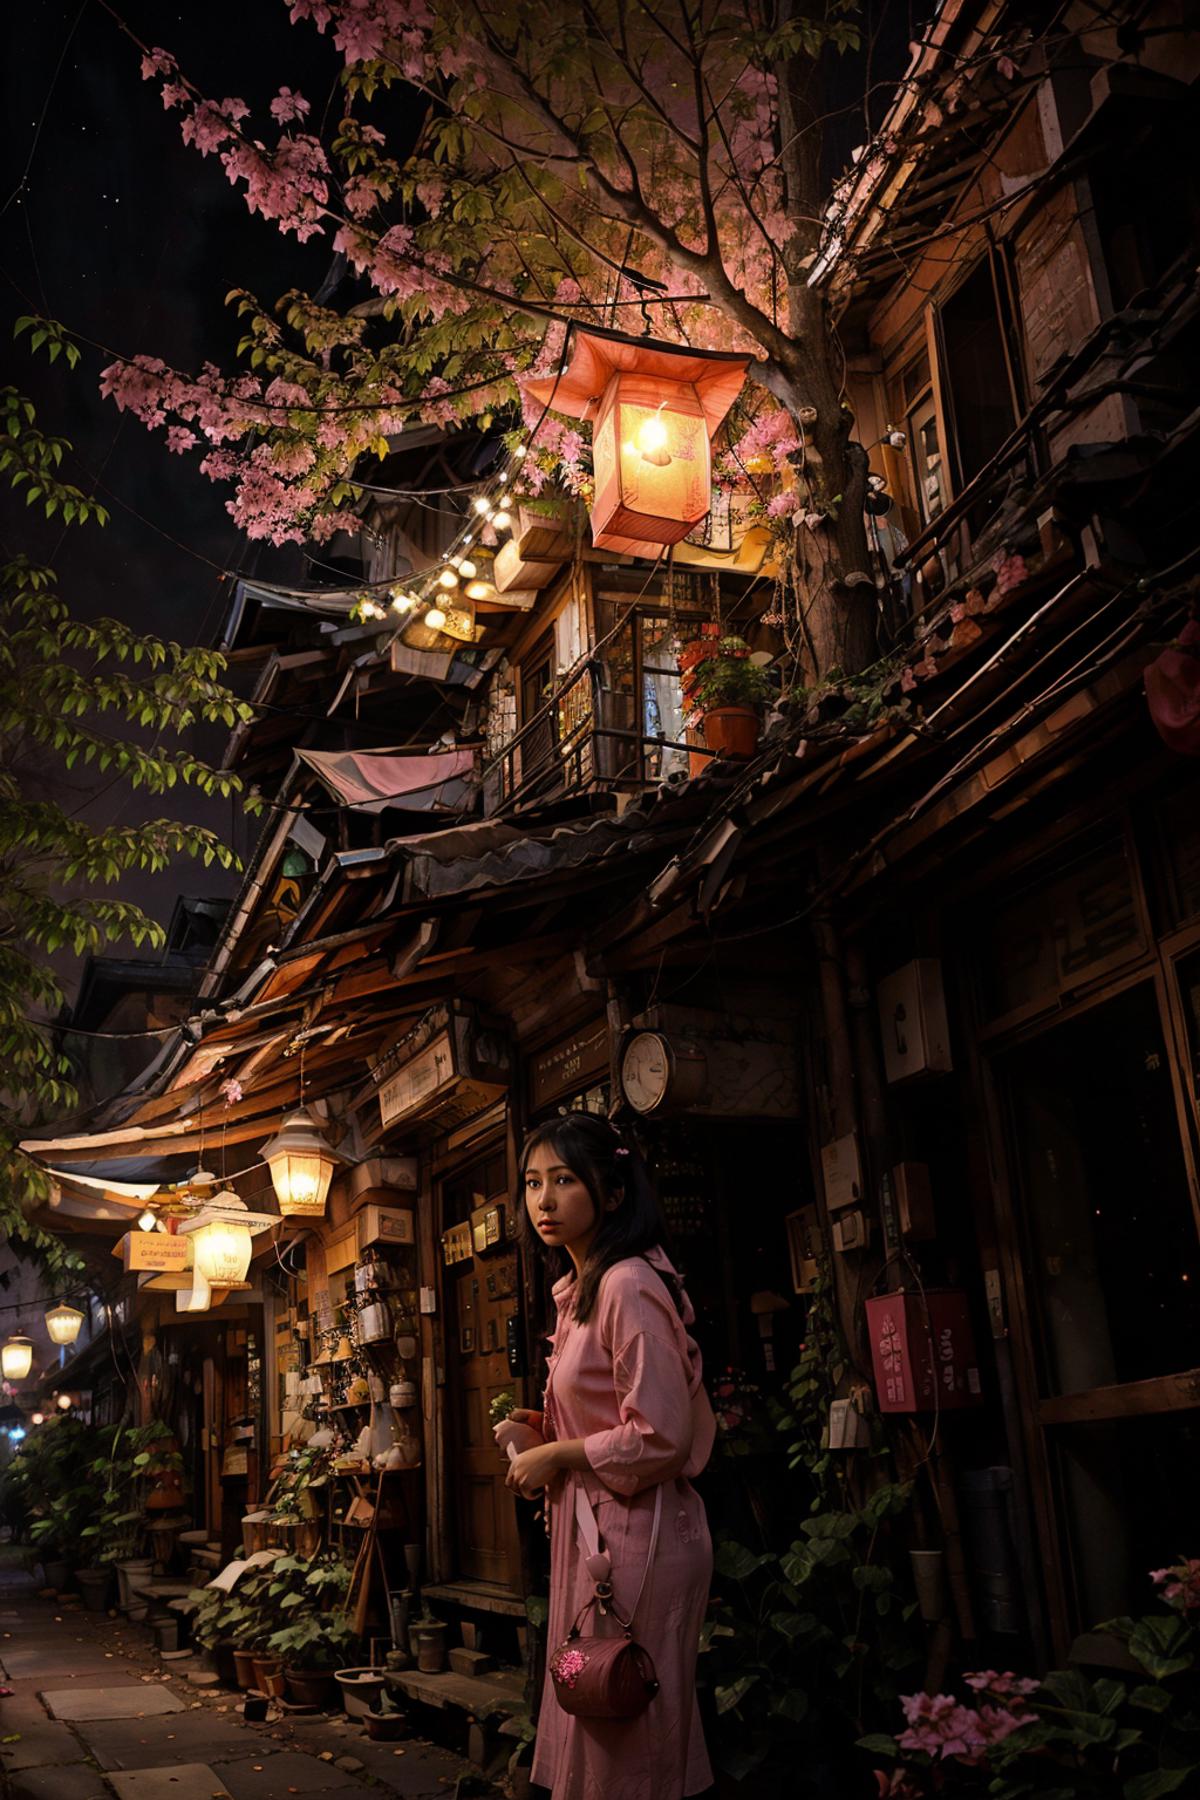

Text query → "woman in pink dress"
[493,1112,715,1800]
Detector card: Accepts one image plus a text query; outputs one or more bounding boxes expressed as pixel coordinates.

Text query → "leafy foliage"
[699,1264,923,1794]
[0,384,258,1274]
[863,1583,1200,1799]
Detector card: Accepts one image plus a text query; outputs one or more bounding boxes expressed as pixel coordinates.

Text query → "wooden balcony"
[479,658,712,814]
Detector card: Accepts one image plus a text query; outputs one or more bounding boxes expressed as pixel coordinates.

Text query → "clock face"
[621,1032,672,1114]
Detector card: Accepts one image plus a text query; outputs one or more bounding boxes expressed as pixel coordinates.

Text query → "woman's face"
[524,1140,603,1263]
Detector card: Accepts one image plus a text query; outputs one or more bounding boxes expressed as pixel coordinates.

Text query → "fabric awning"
[296,747,476,814]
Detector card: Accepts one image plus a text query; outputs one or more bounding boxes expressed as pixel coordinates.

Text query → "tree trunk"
[772,9,878,684]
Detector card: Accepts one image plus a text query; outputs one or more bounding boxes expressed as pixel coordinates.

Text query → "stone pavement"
[0,1563,499,1800]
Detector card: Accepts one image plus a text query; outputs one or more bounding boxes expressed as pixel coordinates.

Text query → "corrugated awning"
[296,747,475,814]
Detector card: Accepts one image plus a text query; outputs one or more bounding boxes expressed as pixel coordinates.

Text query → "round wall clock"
[619,1030,708,1114]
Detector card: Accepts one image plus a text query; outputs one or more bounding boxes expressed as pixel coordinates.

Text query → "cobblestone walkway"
[0,1563,495,1800]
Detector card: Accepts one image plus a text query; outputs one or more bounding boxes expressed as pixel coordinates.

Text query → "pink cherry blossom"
[270,86,311,124]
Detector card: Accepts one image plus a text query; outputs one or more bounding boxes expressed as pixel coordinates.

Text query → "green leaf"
[1129,1684,1173,1713]
[714,1673,758,1715]
[713,1541,773,1582]
[1123,1771,1197,1800]
[855,1735,899,1758]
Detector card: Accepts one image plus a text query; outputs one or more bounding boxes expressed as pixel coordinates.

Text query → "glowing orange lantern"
[524,327,751,555]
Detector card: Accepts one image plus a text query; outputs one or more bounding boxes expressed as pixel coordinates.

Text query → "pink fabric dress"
[531,1248,716,1800]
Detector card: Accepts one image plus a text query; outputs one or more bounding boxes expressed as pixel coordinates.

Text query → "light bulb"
[438,567,459,589]
[491,509,511,531]
[635,407,671,465]
[464,580,492,601]
[458,558,477,578]
[473,497,492,516]
[31,1411,44,1426]
[57,1392,72,1410]
[424,604,448,630]
[138,1207,157,1232]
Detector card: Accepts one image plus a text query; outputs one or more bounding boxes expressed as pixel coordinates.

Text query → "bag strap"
[573,1480,662,1632]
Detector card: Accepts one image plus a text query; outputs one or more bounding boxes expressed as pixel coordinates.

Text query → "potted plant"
[256,1551,356,1707]
[269,1610,361,1708]
[14,1417,96,1588]
[683,635,774,762]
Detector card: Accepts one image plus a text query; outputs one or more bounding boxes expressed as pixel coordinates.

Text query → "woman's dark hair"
[517,1112,682,1324]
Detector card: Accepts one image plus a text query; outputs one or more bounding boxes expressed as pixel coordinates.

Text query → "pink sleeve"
[583,1275,695,1496]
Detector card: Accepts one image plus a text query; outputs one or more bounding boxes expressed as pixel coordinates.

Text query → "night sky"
[2,0,910,1003]
[2,1,348,986]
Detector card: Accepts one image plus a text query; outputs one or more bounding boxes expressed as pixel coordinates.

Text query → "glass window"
[1004,982,1200,1398]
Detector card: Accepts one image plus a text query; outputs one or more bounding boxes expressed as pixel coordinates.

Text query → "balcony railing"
[479,658,712,814]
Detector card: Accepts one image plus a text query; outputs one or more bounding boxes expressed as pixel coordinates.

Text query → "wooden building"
[18,0,1200,1684]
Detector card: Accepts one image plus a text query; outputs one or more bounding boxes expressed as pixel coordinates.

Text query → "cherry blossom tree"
[102,0,884,679]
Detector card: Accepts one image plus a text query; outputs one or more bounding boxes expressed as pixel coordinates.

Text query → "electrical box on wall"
[878,959,953,1084]
[865,1289,982,1413]
[356,1205,415,1253]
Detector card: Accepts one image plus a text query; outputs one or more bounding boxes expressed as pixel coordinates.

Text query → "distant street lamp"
[1,1335,33,1381]
[45,1301,85,1347]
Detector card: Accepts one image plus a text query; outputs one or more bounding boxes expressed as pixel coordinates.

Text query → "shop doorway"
[999,980,1200,1636]
[440,1145,523,1595]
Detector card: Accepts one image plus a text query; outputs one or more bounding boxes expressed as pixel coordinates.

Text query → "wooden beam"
[1038,1369,1200,1427]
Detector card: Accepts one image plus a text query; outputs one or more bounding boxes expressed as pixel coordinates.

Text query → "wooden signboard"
[528,1018,609,1113]
[380,1032,457,1127]
[116,1232,191,1274]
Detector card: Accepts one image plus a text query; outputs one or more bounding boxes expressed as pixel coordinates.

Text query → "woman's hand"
[494,1418,543,1461]
[506,1441,563,1499]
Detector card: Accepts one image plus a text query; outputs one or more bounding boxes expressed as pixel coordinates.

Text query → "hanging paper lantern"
[523,327,751,554]
[1,1335,34,1381]
[190,1191,253,1286]
[56,1392,73,1410]
[260,1108,338,1217]
[44,1301,85,1347]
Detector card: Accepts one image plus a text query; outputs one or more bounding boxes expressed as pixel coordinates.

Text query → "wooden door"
[442,1149,523,1593]
[995,977,1200,1640]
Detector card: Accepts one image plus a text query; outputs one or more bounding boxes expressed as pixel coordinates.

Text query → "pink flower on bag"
[551,1646,589,1688]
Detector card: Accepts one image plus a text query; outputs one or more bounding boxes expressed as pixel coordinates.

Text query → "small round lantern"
[191,1191,253,1286]
[45,1301,85,1347]
[260,1108,338,1218]
[56,1392,73,1411]
[1,1335,33,1381]
[523,326,750,555]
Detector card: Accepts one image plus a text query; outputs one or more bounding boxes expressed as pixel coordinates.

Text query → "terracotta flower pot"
[213,1640,240,1689]
[252,1655,286,1699]
[42,1558,70,1592]
[364,1710,409,1741]
[285,1667,338,1709]
[701,705,760,760]
[232,1647,258,1689]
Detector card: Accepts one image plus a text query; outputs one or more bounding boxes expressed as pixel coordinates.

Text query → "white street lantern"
[56,1392,73,1410]
[190,1190,253,1286]
[44,1302,85,1347]
[260,1108,338,1218]
[2,1335,34,1381]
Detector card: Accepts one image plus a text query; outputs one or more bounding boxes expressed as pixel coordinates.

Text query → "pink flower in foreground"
[166,426,197,454]
[963,1671,1039,1702]
[219,1078,244,1106]
[1151,1559,1200,1612]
